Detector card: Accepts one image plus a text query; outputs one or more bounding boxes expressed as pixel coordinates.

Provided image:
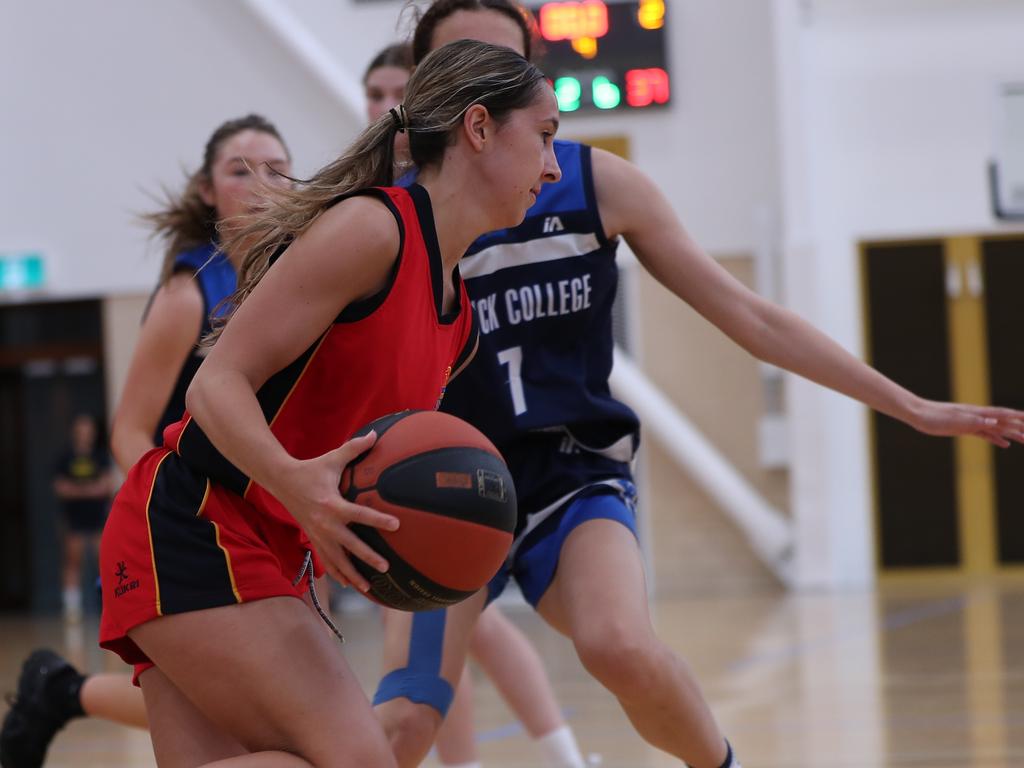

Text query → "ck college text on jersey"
[438,140,640,528]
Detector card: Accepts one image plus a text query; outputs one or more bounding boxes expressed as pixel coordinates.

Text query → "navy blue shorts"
[488,480,638,606]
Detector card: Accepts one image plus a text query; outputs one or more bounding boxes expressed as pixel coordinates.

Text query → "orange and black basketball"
[340,410,517,611]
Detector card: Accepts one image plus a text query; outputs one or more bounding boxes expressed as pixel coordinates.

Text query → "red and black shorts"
[99,448,315,682]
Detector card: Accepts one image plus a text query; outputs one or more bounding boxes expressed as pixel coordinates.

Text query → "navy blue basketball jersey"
[152,243,236,443]
[440,140,639,512]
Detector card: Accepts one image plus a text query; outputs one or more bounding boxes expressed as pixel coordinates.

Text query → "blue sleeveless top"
[151,243,236,443]
[439,140,640,512]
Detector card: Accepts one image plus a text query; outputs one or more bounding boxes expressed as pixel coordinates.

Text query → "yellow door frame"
[862,236,999,580]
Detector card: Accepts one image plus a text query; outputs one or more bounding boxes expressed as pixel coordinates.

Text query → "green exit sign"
[0,252,46,291]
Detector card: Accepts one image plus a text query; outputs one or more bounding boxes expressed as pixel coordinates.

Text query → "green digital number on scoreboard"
[528,0,670,114]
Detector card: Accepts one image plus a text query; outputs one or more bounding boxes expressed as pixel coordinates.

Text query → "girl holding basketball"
[371,4,1024,768]
[97,40,560,767]
[1,115,293,768]
[363,41,588,768]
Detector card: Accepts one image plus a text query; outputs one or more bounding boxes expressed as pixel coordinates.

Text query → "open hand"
[275,431,399,592]
[909,400,1024,448]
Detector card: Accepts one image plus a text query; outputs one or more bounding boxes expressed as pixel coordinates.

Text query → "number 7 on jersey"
[497,346,527,416]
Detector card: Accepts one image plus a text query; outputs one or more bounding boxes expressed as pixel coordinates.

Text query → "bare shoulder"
[133,271,205,369]
[149,271,205,320]
[275,191,404,304]
[589,147,660,240]
[590,146,637,182]
[305,193,401,263]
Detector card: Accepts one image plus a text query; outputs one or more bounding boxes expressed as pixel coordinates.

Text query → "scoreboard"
[527,0,670,114]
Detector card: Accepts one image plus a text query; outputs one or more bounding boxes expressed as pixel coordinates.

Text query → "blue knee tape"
[373,610,454,715]
[372,668,455,715]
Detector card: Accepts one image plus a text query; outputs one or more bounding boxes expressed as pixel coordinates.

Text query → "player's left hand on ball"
[277,431,400,592]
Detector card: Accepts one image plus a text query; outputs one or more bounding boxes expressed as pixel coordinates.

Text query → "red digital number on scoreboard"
[625,68,670,108]
[539,0,609,42]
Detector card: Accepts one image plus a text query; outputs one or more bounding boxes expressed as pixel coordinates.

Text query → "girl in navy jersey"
[372,5,1024,768]
[1,115,293,768]
[96,41,560,767]
[113,114,293,466]
[363,42,587,768]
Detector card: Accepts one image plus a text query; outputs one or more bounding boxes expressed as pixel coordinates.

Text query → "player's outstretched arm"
[592,147,1024,447]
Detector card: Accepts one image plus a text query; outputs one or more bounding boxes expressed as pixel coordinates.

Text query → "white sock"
[536,724,586,768]
[63,587,82,613]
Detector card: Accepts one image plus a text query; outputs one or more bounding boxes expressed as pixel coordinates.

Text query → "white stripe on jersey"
[461,231,603,280]
[506,478,634,562]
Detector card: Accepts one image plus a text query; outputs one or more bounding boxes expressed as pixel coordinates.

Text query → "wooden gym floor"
[2,579,1023,767]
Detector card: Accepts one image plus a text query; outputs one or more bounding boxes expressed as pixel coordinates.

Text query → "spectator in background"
[53,413,113,623]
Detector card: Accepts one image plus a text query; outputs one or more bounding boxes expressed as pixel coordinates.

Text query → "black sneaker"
[0,650,83,768]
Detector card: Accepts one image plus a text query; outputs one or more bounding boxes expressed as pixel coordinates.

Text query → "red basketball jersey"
[164,184,477,555]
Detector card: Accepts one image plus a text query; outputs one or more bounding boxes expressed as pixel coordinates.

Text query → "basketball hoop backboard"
[991,81,1024,221]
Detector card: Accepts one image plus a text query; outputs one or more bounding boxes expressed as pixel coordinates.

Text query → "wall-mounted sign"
[0,252,46,291]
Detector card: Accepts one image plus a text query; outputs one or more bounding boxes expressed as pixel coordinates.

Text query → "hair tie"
[389,105,409,133]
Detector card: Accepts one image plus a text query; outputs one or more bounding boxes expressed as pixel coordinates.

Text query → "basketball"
[340,410,517,611]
